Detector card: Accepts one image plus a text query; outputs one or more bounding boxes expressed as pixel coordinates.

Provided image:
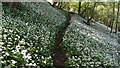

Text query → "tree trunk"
[86,3,97,25]
[56,2,63,9]
[78,2,81,14]
[81,3,90,17]
[115,2,120,33]
[2,2,19,8]
[110,3,115,33]
[52,2,57,7]
[62,2,69,9]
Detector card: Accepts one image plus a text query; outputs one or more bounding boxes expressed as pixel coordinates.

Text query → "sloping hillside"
[1,2,120,67]
[62,15,120,66]
[2,2,66,66]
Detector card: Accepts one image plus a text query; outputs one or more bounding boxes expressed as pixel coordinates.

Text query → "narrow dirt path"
[52,14,71,68]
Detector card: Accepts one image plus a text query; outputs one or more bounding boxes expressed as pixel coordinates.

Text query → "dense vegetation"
[1,2,66,67]
[0,1,120,68]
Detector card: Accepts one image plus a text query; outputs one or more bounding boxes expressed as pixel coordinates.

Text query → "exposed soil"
[52,14,71,68]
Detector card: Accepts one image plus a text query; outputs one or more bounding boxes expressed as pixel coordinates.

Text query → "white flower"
[11,60,17,64]
[5,52,9,56]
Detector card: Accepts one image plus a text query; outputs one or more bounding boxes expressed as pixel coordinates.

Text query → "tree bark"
[110,3,115,33]
[78,2,81,14]
[115,2,120,33]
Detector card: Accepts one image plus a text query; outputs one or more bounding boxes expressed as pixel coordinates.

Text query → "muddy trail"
[52,14,71,68]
